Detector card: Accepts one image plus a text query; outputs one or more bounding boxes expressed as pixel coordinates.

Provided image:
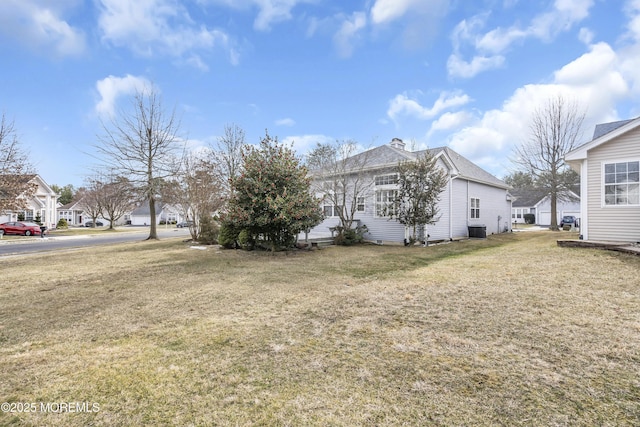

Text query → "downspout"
[580,159,588,240]
[449,175,453,240]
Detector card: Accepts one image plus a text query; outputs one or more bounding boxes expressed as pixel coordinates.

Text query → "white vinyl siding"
[586,127,640,241]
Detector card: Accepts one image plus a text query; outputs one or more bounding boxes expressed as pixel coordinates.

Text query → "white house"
[510,188,580,226]
[58,199,86,226]
[0,174,58,229]
[129,201,183,226]
[309,139,512,244]
[565,117,640,242]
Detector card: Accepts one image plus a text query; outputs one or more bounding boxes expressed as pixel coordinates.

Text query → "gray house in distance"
[511,188,580,226]
[309,138,512,244]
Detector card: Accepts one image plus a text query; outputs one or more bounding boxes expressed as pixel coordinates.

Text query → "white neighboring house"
[58,199,86,226]
[309,139,512,244]
[565,117,640,242]
[129,201,183,226]
[0,174,58,229]
[510,188,581,226]
[57,198,115,227]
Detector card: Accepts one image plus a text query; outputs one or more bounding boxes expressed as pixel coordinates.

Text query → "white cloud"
[253,0,303,31]
[578,27,594,44]
[447,54,505,79]
[0,0,86,57]
[529,0,593,41]
[95,75,152,117]
[448,0,595,79]
[624,0,640,41]
[444,35,637,178]
[281,134,335,155]
[387,91,472,122]
[275,118,296,127]
[98,0,237,67]
[370,0,424,25]
[333,12,367,58]
[201,0,312,31]
[428,111,475,136]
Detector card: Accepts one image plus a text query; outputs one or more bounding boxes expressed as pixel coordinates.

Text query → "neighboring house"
[57,198,115,227]
[130,202,183,226]
[309,138,512,244]
[58,199,86,226]
[0,174,58,229]
[565,117,640,242]
[511,188,580,226]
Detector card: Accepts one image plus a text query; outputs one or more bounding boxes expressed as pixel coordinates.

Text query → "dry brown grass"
[0,231,639,426]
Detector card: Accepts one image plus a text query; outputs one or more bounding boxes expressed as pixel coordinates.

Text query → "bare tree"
[98,174,135,230]
[97,87,183,239]
[212,123,245,195]
[513,95,585,230]
[0,114,37,214]
[307,140,373,233]
[162,152,224,241]
[76,181,103,228]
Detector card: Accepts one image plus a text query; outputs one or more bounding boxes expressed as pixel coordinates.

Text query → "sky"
[1,0,639,188]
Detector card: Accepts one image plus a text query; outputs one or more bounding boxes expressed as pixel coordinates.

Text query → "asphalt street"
[0,227,191,257]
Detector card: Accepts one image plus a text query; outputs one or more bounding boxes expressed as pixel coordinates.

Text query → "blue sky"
[1,0,639,188]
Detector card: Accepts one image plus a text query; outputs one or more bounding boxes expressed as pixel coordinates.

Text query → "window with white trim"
[375,174,398,186]
[470,198,480,219]
[375,190,397,217]
[323,205,335,217]
[356,197,365,212]
[604,161,640,205]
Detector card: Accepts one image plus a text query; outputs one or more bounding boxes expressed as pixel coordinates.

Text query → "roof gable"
[566,116,640,162]
[312,142,508,190]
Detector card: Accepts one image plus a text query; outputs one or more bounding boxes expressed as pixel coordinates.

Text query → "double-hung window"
[375,190,397,217]
[470,198,480,219]
[374,173,398,217]
[604,161,640,205]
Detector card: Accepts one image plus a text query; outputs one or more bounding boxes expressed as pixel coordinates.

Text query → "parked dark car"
[0,221,43,236]
[176,221,194,228]
[85,221,104,227]
[560,215,578,228]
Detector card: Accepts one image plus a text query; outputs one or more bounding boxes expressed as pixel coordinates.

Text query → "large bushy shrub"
[221,131,323,251]
[56,218,68,229]
[523,213,535,224]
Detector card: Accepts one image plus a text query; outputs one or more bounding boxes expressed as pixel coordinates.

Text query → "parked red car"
[0,221,44,236]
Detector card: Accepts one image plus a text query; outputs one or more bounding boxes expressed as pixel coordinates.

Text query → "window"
[356,197,365,212]
[323,204,343,217]
[604,161,640,205]
[375,174,398,186]
[470,198,480,219]
[323,205,335,217]
[376,190,397,217]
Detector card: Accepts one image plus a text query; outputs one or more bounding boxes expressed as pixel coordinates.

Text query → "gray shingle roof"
[316,143,508,189]
[592,119,634,140]
[510,189,549,207]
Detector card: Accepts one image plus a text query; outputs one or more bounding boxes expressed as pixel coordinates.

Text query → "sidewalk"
[0,227,151,245]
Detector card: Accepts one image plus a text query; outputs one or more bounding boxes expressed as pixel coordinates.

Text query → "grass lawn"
[0,231,638,426]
